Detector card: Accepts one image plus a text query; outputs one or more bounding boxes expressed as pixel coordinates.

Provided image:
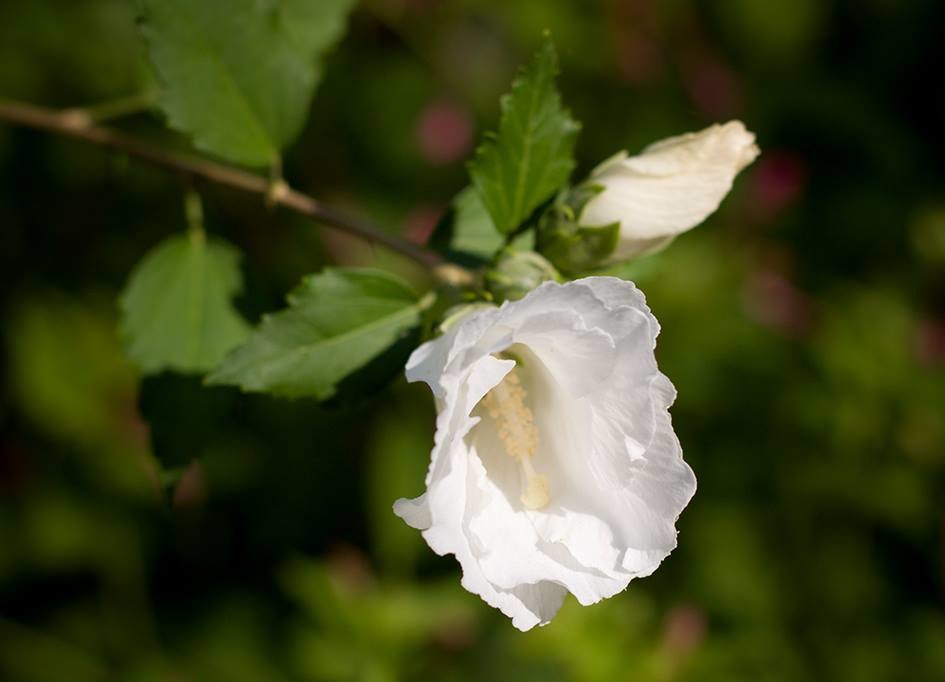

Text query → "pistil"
[481,364,550,509]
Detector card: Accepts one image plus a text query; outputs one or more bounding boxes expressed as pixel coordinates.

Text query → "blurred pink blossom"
[671,20,746,119]
[753,151,808,215]
[327,544,375,591]
[743,269,816,338]
[173,460,207,510]
[682,52,742,119]
[404,202,443,245]
[662,604,707,655]
[615,32,664,85]
[612,0,664,84]
[416,99,474,165]
[0,441,32,495]
[915,318,945,367]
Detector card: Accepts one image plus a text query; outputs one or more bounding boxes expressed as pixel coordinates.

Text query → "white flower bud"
[580,121,760,259]
[393,277,696,630]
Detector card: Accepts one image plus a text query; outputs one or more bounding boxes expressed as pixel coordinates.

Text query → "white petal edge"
[580,121,759,259]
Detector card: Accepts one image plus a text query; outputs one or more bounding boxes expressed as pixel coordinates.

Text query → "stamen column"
[482,366,550,509]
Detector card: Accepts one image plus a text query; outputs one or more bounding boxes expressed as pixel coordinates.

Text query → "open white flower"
[580,121,760,259]
[394,277,696,630]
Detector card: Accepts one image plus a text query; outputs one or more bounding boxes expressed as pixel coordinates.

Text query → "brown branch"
[0,99,446,269]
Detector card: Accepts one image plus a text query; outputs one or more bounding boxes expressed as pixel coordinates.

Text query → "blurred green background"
[2,0,945,680]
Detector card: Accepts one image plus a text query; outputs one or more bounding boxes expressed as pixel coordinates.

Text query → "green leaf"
[468,36,580,234]
[429,187,536,264]
[137,0,355,167]
[120,233,250,374]
[536,184,620,274]
[434,186,504,260]
[207,268,432,399]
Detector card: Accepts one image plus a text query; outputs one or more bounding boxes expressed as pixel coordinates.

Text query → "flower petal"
[580,121,759,258]
[392,493,431,530]
[395,278,697,630]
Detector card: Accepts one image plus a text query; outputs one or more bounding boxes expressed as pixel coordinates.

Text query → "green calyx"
[536,184,620,275]
[484,249,562,303]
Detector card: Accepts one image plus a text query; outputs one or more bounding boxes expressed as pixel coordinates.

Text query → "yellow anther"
[481,361,550,509]
[520,472,550,510]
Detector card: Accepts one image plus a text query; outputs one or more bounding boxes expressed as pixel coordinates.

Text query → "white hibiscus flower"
[580,120,760,259]
[393,277,696,630]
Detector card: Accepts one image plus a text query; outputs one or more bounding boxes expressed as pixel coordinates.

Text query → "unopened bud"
[484,249,561,303]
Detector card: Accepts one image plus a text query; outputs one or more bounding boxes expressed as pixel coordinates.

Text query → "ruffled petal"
[392,493,431,530]
[394,278,697,630]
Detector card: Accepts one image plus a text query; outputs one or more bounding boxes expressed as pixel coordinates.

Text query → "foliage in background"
[137,0,356,166]
[1,0,944,680]
[120,231,249,375]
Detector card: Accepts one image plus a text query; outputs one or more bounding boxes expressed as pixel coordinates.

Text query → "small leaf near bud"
[536,185,620,274]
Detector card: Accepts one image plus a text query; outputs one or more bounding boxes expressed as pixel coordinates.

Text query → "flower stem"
[59,91,158,128]
[0,98,453,272]
[183,189,205,242]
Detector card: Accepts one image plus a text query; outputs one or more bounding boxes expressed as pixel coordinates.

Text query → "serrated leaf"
[207,268,431,399]
[120,233,250,374]
[468,37,580,234]
[429,187,535,265]
[137,0,355,167]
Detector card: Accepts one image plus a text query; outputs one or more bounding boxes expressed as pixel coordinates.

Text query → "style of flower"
[579,120,760,259]
[393,277,696,630]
